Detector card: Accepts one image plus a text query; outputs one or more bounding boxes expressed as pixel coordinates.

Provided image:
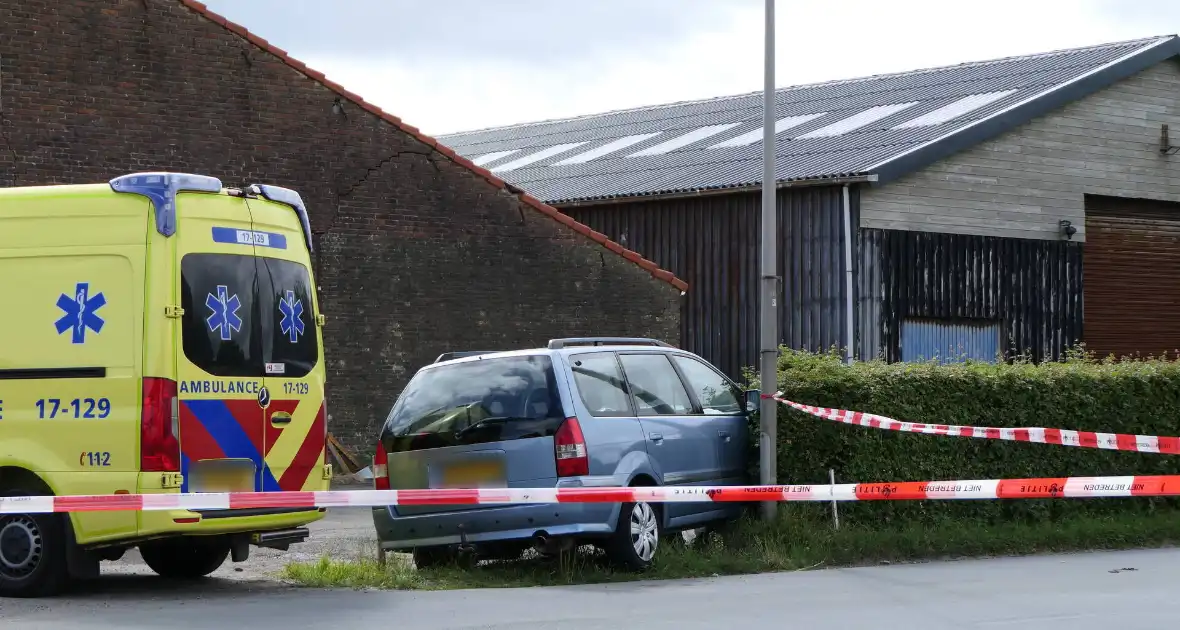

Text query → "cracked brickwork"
[0,0,682,456]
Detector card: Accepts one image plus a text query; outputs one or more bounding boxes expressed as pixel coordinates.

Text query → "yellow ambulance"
[0,172,331,597]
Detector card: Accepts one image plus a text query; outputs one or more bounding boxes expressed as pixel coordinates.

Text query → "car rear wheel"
[139,537,230,579]
[605,500,660,571]
[0,487,70,598]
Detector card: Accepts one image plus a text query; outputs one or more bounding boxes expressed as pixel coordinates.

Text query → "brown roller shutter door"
[1083,195,1180,359]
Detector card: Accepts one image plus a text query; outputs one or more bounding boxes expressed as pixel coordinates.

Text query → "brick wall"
[0,0,682,456]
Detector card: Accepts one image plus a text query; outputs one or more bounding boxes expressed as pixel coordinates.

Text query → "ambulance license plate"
[189,459,257,493]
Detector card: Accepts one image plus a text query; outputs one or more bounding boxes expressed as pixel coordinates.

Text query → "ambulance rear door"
[243,187,327,492]
[173,191,273,495]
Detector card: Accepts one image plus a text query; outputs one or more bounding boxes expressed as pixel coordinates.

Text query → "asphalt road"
[1,546,1177,629]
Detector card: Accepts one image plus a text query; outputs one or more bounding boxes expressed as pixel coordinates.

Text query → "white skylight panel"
[891,90,1018,129]
[491,142,587,172]
[626,123,742,157]
[707,113,829,148]
[797,102,919,139]
[552,133,663,165]
[471,149,519,166]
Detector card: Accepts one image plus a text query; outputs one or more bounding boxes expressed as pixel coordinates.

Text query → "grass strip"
[281,507,1180,590]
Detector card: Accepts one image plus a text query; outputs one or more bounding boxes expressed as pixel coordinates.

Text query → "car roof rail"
[433,351,502,363]
[547,337,673,350]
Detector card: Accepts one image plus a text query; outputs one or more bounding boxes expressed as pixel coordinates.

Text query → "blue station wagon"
[370,337,758,570]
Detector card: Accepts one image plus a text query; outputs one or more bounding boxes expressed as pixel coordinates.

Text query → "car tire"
[139,537,230,579]
[0,487,70,598]
[604,500,660,571]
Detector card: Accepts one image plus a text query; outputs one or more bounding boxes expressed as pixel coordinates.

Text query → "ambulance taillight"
[322,393,329,465]
[141,377,181,472]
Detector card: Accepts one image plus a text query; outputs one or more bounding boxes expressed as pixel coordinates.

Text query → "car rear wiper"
[454,416,531,439]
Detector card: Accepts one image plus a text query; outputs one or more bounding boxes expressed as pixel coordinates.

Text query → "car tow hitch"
[457,524,475,554]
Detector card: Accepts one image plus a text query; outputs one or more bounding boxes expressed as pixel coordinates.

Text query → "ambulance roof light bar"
[109,172,224,238]
[248,183,315,253]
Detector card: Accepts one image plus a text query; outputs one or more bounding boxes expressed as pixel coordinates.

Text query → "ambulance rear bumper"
[133,504,325,541]
[194,506,322,519]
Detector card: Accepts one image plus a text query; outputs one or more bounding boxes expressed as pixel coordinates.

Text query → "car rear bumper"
[372,500,619,550]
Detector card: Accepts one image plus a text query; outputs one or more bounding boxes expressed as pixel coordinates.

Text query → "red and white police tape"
[5,474,1180,513]
[768,392,1180,455]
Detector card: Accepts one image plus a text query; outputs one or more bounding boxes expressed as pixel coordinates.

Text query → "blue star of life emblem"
[205,285,243,341]
[278,290,305,343]
[54,282,106,344]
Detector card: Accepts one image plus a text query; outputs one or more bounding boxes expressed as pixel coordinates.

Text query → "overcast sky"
[201,0,1180,136]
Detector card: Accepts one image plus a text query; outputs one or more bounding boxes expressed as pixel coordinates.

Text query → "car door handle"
[270,412,292,427]
[649,432,664,443]
[718,430,731,442]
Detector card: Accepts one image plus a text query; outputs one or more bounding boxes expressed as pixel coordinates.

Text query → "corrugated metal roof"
[438,36,1180,204]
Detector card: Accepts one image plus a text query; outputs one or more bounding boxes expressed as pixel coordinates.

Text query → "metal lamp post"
[758,0,779,521]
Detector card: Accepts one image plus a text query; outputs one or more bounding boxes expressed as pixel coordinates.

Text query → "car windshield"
[381,354,565,452]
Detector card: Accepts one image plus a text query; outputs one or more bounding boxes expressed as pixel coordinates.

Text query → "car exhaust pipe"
[533,532,555,555]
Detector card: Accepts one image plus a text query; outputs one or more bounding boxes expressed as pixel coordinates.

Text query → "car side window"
[671,355,742,415]
[569,352,633,417]
[618,353,694,416]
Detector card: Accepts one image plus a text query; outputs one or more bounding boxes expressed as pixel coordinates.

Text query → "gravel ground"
[98,479,380,586]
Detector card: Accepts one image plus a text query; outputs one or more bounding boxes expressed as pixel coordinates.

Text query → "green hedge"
[749,348,1180,525]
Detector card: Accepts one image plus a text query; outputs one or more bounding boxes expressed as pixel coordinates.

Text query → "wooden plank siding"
[562,186,853,379]
[857,229,1083,362]
[861,59,1180,241]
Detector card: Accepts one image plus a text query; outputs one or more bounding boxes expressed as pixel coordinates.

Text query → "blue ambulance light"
[109,172,224,237]
[249,184,315,253]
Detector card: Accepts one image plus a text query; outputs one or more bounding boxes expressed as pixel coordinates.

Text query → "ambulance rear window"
[180,253,319,378]
[260,256,319,376]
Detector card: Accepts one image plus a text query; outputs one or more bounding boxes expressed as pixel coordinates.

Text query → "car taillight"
[141,377,180,472]
[373,440,390,490]
[554,417,589,477]
[321,398,329,465]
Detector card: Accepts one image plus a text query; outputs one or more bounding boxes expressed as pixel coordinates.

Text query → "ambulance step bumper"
[251,527,310,551]
[195,506,322,519]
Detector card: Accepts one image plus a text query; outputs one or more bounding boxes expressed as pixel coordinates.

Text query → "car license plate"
[440,460,505,488]
[189,459,256,493]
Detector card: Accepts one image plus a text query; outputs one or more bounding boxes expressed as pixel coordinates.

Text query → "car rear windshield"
[381,355,565,452]
[180,253,319,378]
